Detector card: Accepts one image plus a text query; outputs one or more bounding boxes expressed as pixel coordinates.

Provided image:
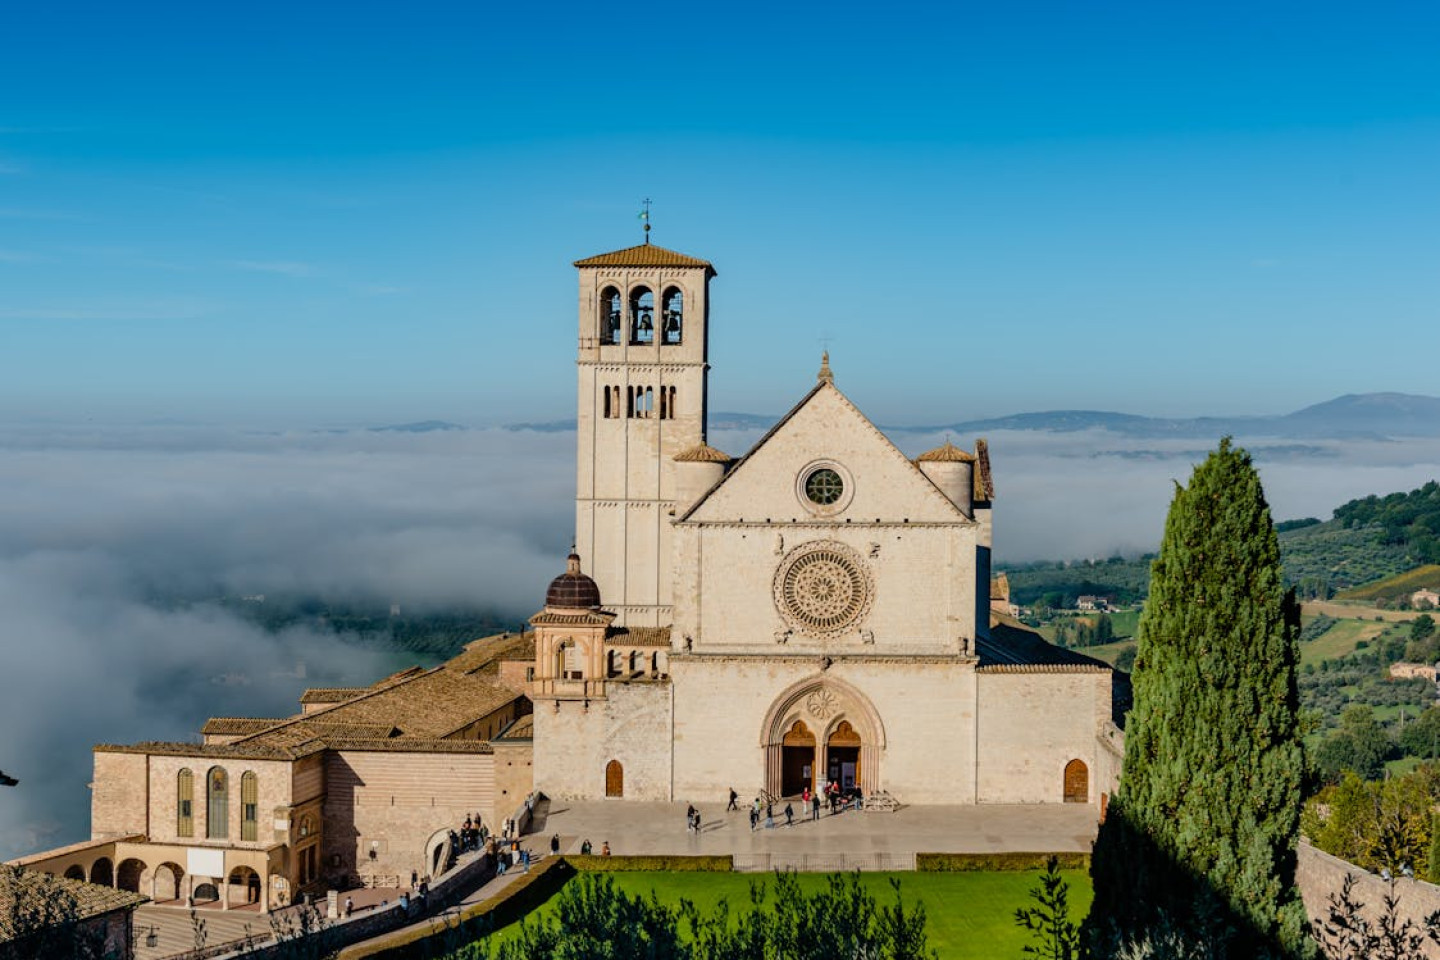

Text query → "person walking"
[727,787,739,811]
[749,804,760,832]
[765,801,774,829]
[581,838,593,855]
[344,896,354,918]
[784,802,794,827]
[686,804,697,834]
[601,841,611,857]
[550,833,560,855]
[811,790,821,820]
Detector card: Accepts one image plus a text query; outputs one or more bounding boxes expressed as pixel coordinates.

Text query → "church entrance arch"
[826,721,862,792]
[780,720,817,797]
[761,676,885,799]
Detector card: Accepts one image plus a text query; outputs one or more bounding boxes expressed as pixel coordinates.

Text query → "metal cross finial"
[640,198,652,243]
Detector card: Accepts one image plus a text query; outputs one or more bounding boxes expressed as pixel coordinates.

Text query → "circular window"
[804,468,844,505]
[773,541,874,638]
[795,461,854,516]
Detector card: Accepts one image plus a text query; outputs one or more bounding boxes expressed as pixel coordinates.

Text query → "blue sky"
[3,0,1439,426]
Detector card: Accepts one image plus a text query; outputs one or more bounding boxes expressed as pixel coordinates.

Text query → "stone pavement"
[532,800,1099,869]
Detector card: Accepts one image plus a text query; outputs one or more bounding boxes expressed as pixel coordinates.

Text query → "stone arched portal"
[760,675,885,798]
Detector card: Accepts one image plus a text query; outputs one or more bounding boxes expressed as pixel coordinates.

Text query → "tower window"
[600,287,622,345]
[629,288,654,345]
[603,385,612,419]
[662,287,683,345]
[667,386,677,420]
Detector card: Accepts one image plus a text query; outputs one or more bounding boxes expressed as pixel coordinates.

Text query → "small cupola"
[673,443,731,515]
[916,441,976,515]
[545,552,602,610]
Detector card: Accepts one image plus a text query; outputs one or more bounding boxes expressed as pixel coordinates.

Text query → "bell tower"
[572,240,715,627]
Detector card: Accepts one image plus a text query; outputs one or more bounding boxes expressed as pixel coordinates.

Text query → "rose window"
[774,541,873,637]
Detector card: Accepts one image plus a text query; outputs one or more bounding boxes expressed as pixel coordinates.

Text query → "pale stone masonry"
[15,239,1123,910]
[531,241,1122,812]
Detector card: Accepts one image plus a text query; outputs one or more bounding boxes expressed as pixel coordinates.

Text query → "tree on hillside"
[1085,439,1309,957]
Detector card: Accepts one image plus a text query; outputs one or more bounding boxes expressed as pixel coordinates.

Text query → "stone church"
[530,240,1122,807]
[14,239,1122,909]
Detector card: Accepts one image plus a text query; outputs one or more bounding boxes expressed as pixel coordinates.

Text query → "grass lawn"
[474,869,1093,958]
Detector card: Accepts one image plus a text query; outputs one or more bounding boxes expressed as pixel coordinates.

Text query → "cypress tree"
[1086,438,1308,956]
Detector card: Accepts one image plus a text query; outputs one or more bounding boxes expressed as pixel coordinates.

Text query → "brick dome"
[546,552,601,610]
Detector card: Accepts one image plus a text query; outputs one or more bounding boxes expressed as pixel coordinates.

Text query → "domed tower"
[572,240,716,628]
[530,552,614,702]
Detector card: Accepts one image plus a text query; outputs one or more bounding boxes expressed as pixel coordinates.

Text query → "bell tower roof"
[574,243,715,274]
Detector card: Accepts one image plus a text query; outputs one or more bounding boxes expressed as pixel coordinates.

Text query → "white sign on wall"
[187,847,225,878]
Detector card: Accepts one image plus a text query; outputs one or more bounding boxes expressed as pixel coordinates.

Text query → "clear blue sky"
[3,0,1438,426]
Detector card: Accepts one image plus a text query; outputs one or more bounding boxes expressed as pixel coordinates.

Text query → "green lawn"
[473,869,1093,958]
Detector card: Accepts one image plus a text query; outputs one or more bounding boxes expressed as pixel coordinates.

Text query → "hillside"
[1337,565,1440,602]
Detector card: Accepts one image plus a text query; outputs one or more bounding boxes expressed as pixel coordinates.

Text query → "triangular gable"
[681,381,971,524]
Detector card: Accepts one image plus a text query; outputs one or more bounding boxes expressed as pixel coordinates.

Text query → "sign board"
[186,847,225,878]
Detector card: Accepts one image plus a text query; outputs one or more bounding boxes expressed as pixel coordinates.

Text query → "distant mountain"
[925,392,1440,440]
[500,393,1440,441]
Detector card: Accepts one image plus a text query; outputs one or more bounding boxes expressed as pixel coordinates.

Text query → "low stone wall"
[1298,841,1440,958]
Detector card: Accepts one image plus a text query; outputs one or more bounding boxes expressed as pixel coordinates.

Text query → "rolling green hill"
[1337,564,1440,602]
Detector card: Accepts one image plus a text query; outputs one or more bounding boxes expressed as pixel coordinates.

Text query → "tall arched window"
[176,768,194,837]
[600,286,622,344]
[662,287,683,344]
[629,288,654,345]
[241,771,258,841]
[206,766,229,839]
[603,385,612,419]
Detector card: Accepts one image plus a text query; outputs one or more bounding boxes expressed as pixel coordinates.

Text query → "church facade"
[14,239,1122,908]
[530,241,1123,809]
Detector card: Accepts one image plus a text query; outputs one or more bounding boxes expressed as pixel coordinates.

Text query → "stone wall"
[671,656,977,804]
[321,750,497,885]
[1298,841,1440,958]
[974,669,1111,805]
[533,682,672,801]
[91,751,149,839]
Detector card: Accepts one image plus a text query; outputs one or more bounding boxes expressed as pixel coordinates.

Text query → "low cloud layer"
[0,425,573,858]
[3,421,1438,857]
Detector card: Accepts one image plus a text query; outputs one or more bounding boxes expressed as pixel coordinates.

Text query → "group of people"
[686,804,703,834]
[732,780,862,831]
[490,838,531,876]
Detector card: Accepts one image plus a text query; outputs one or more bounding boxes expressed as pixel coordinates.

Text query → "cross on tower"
[640,198,652,243]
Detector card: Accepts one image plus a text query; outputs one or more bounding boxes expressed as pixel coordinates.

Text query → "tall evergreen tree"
[1086,439,1308,956]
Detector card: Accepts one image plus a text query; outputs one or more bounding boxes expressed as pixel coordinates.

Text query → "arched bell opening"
[600,286,622,345]
[661,286,683,345]
[628,288,654,345]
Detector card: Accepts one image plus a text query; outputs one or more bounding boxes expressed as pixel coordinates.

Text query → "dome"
[545,552,601,610]
[916,441,976,463]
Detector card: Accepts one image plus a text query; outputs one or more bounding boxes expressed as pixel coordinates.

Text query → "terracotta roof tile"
[974,438,994,502]
[916,441,976,463]
[673,443,732,463]
[1,869,146,939]
[298,688,368,704]
[605,625,673,647]
[573,243,713,270]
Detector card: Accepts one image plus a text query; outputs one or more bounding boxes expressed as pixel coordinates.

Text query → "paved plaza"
[533,799,1099,870]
